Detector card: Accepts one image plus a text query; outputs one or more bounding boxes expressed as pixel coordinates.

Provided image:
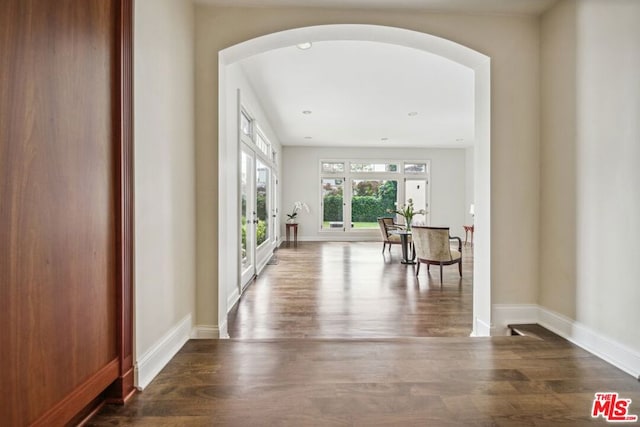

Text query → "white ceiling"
[239,40,475,148]
[227,0,558,148]
[198,0,558,16]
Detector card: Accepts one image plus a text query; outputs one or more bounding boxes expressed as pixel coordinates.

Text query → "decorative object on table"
[286,201,309,224]
[387,198,425,231]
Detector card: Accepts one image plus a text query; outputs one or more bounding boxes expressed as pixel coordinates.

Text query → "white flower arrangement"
[287,201,309,222]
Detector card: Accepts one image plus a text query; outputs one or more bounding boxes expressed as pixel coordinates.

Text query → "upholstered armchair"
[411,226,462,284]
[377,217,408,253]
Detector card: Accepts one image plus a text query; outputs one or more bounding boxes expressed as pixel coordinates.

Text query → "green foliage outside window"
[323,180,397,223]
[256,219,267,246]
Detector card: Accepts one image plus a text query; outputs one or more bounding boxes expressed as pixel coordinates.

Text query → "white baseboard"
[191,324,221,339]
[135,314,192,390]
[493,304,640,380]
[538,307,640,380]
[492,304,539,335]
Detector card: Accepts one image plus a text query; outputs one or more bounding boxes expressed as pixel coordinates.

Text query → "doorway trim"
[218,24,491,337]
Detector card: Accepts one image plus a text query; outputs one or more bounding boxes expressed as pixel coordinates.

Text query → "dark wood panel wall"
[0,0,134,425]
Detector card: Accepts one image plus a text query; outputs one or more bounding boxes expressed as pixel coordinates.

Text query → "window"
[404,162,428,174]
[240,111,252,137]
[255,131,271,158]
[351,179,398,229]
[321,161,345,174]
[320,159,430,232]
[350,162,398,173]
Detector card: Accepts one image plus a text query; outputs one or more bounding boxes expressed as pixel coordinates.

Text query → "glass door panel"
[271,171,278,244]
[256,159,270,247]
[321,178,344,230]
[350,179,398,229]
[240,148,255,288]
[405,179,428,225]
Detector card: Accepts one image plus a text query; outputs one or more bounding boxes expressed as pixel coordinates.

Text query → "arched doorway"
[217,24,491,337]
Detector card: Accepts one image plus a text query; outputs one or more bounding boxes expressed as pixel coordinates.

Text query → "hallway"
[88,243,640,425]
[228,241,474,339]
[89,326,640,426]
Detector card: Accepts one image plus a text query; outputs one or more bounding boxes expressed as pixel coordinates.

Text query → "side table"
[463,225,474,247]
[285,223,298,247]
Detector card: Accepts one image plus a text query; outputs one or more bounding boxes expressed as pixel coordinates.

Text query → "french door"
[240,145,256,288]
[240,144,276,291]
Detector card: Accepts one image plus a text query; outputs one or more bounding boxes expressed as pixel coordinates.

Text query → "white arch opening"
[217,24,491,337]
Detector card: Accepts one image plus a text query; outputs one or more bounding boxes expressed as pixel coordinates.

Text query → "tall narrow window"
[321,178,344,230]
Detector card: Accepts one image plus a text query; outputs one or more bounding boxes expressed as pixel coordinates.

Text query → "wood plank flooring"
[229,241,474,338]
[89,242,640,425]
[89,328,640,426]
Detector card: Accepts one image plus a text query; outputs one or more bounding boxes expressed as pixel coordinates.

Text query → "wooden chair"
[377,217,407,253]
[411,226,462,284]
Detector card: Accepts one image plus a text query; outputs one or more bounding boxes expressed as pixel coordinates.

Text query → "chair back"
[411,226,453,262]
[377,217,394,240]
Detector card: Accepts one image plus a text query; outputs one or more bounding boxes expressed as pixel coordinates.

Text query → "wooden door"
[0,0,134,425]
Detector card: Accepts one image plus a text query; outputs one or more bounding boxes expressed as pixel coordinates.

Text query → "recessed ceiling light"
[408,112,418,116]
[302,110,312,115]
[381,137,389,142]
[296,42,312,50]
[304,136,313,139]
[456,138,464,142]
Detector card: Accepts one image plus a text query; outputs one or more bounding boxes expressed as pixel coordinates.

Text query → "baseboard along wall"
[493,304,640,380]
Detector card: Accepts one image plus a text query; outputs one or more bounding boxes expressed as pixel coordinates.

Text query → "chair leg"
[382,243,386,254]
[416,262,420,276]
[440,263,443,285]
[458,259,462,277]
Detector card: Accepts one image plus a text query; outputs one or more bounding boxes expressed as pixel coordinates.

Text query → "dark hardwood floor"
[89,242,640,425]
[229,241,474,338]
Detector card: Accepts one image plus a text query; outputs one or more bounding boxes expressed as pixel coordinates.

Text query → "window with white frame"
[350,162,398,173]
[255,130,271,158]
[240,110,252,138]
[320,159,429,231]
[321,161,345,174]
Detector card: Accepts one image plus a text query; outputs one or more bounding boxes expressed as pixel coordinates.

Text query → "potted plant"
[387,199,425,231]
[286,201,309,224]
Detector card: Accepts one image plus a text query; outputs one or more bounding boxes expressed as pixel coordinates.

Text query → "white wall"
[282,146,466,240]
[134,0,196,387]
[575,0,640,354]
[540,0,640,361]
[540,0,578,319]
[195,5,541,330]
